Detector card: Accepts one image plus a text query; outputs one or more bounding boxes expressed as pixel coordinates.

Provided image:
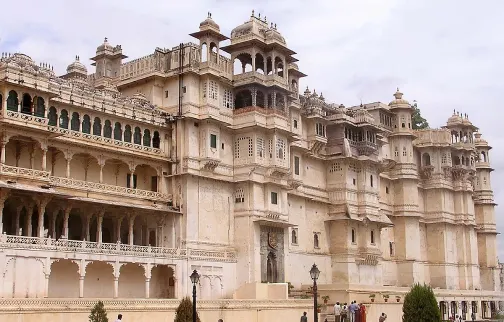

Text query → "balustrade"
[0,164,50,180]
[5,110,48,126]
[0,234,237,261]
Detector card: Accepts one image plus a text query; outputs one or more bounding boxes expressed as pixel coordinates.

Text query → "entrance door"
[266,251,278,283]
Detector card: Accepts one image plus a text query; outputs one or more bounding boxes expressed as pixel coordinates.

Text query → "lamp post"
[310,263,320,322]
[190,269,200,322]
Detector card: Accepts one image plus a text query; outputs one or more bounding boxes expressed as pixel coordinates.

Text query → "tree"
[89,301,108,322]
[412,101,429,130]
[174,297,201,322]
[402,283,441,322]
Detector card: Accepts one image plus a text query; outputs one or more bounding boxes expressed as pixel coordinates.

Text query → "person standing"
[349,301,357,322]
[378,313,387,322]
[341,303,348,322]
[301,311,308,322]
[115,314,123,322]
[355,303,361,322]
[334,301,341,322]
[359,304,366,322]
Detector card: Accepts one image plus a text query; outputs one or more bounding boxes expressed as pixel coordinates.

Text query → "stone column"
[116,217,122,243]
[65,157,71,178]
[63,206,71,238]
[25,205,33,237]
[41,148,48,171]
[145,277,151,298]
[97,211,104,244]
[0,189,9,234]
[79,276,85,298]
[272,91,277,108]
[50,209,58,239]
[36,196,50,238]
[0,136,9,164]
[128,215,135,245]
[44,274,50,298]
[251,87,257,107]
[99,164,104,183]
[113,277,119,298]
[14,206,21,236]
[84,214,91,241]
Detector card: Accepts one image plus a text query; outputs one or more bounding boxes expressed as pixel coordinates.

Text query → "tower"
[474,132,500,291]
[189,12,228,66]
[386,89,423,286]
[90,38,127,88]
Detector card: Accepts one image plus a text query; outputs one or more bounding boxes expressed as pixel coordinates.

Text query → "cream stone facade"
[0,11,502,321]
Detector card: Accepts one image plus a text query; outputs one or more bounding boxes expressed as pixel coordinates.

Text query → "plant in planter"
[317,304,323,313]
[383,294,390,302]
[322,295,330,305]
[369,294,376,303]
[396,295,401,303]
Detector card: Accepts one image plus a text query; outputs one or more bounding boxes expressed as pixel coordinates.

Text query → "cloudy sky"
[1,1,503,257]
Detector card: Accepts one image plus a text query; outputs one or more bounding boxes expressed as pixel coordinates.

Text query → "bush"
[402,284,441,322]
[174,297,201,322]
[89,301,108,322]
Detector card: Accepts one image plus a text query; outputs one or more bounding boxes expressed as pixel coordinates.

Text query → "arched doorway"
[267,251,278,283]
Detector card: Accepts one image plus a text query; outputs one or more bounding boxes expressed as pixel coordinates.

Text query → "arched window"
[21,93,32,114]
[314,233,319,248]
[93,117,102,136]
[71,112,80,131]
[82,115,91,134]
[104,120,112,138]
[7,90,18,111]
[351,229,356,243]
[59,109,69,128]
[481,151,487,163]
[291,230,298,244]
[133,127,142,145]
[124,125,132,143]
[113,122,122,141]
[48,106,57,126]
[34,96,45,117]
[153,131,160,149]
[143,129,151,147]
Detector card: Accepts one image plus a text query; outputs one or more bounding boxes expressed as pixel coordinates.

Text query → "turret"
[90,38,127,88]
[189,12,228,64]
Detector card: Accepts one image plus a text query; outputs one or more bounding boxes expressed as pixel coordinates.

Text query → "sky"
[1,0,503,257]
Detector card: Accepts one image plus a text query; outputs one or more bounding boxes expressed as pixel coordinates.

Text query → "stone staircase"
[288,287,313,299]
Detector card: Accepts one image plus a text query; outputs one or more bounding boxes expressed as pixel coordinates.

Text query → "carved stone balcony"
[47,126,163,157]
[419,165,435,179]
[232,106,289,132]
[232,72,289,89]
[49,176,170,202]
[0,164,50,181]
[3,110,48,129]
[349,140,378,156]
[0,234,237,262]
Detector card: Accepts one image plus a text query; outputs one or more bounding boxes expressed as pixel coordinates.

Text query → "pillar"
[116,217,122,243]
[65,157,71,178]
[84,215,90,241]
[145,278,151,298]
[129,172,135,188]
[50,209,58,239]
[79,276,84,298]
[99,164,104,183]
[144,263,152,298]
[14,206,21,235]
[97,212,103,244]
[251,87,257,107]
[0,137,8,164]
[44,274,50,298]
[114,277,119,298]
[37,197,50,238]
[25,205,33,237]
[0,189,9,234]
[63,206,71,238]
[128,215,134,245]
[41,148,47,171]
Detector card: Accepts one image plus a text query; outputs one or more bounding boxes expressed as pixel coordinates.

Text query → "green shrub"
[402,283,441,322]
[174,297,201,322]
[89,301,108,322]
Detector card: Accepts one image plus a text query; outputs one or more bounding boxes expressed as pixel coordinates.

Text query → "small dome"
[447,110,464,126]
[66,55,87,75]
[200,12,220,31]
[388,88,410,108]
[265,25,286,45]
[474,132,489,146]
[97,37,113,52]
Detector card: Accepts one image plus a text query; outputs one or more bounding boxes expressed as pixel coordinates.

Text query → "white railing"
[47,126,162,155]
[49,176,169,202]
[5,110,48,125]
[0,235,237,261]
[0,164,50,180]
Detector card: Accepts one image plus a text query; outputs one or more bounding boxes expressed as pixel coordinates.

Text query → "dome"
[446,110,463,126]
[388,88,410,108]
[199,12,220,31]
[474,132,489,147]
[97,37,113,52]
[66,55,87,75]
[265,25,286,45]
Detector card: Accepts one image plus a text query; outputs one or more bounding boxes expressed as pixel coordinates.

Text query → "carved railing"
[233,106,287,117]
[0,164,50,180]
[47,126,162,155]
[49,176,169,202]
[4,110,48,126]
[0,234,237,262]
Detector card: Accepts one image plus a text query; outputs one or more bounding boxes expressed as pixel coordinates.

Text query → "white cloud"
[2,0,504,258]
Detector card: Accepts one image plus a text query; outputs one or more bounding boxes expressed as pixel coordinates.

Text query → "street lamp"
[310,263,320,322]
[190,270,200,322]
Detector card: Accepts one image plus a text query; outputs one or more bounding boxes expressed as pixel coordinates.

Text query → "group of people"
[334,301,371,322]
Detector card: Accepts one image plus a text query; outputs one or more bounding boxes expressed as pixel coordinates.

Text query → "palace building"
[0,11,501,321]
